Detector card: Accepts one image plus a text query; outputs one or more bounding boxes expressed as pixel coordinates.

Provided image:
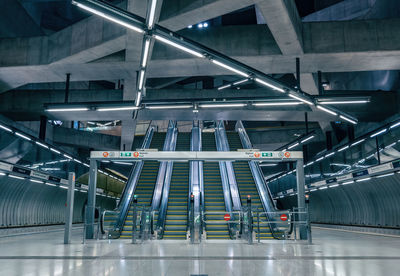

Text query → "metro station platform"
[0,227,398,276]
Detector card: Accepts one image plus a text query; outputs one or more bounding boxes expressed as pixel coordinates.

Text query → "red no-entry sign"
[280,214,288,221]
[224,214,231,221]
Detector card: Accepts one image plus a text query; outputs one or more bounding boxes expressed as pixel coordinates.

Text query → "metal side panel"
[112,124,156,233]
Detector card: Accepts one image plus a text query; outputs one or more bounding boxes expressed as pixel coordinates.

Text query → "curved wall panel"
[279,174,400,228]
[0,176,116,228]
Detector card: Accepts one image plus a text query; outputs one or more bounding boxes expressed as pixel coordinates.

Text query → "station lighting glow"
[390,121,400,129]
[370,128,387,138]
[212,60,249,78]
[288,143,299,150]
[0,172,5,176]
[339,115,357,125]
[253,102,302,107]
[72,1,144,33]
[98,106,140,111]
[138,70,145,90]
[154,35,204,58]
[141,39,151,68]
[254,78,285,93]
[233,79,249,86]
[319,100,369,105]
[9,175,24,180]
[199,103,246,108]
[147,0,157,28]
[50,148,61,154]
[218,84,231,90]
[316,156,324,162]
[329,184,339,188]
[317,105,337,116]
[35,141,49,149]
[325,152,335,158]
[351,139,366,147]
[342,180,354,185]
[0,124,12,132]
[15,132,31,141]
[146,104,193,109]
[356,177,371,182]
[288,94,313,105]
[30,179,43,184]
[46,108,89,112]
[338,145,349,152]
[376,173,394,178]
[301,135,315,143]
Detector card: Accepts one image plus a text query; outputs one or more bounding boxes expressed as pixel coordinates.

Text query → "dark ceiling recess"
[295,0,343,17]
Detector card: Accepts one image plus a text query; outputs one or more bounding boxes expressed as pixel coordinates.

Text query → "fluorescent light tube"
[317,105,337,116]
[15,132,31,141]
[46,108,89,112]
[390,121,400,129]
[253,102,301,106]
[63,154,73,159]
[319,186,328,190]
[356,177,371,182]
[45,182,57,187]
[98,106,140,111]
[306,161,314,166]
[351,139,365,147]
[218,84,231,90]
[136,91,142,107]
[233,79,249,86]
[316,156,324,162]
[342,180,354,185]
[73,2,143,33]
[301,135,315,143]
[0,124,12,132]
[114,161,133,165]
[30,179,43,184]
[320,100,368,105]
[35,141,49,149]
[146,104,193,109]
[329,184,339,188]
[259,163,278,167]
[289,94,313,105]
[142,39,150,68]
[212,60,249,78]
[288,143,299,150]
[338,145,349,152]
[340,115,357,125]
[0,172,5,176]
[73,159,82,164]
[199,103,246,108]
[310,188,317,192]
[325,152,335,158]
[370,128,387,138]
[59,185,68,189]
[147,0,157,28]
[255,78,285,93]
[138,70,145,90]
[83,163,90,168]
[50,148,61,154]
[376,173,394,178]
[154,35,204,58]
[9,175,24,180]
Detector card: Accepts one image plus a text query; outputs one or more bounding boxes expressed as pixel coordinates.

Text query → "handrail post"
[257,211,260,243]
[190,193,195,244]
[247,195,253,245]
[306,194,312,245]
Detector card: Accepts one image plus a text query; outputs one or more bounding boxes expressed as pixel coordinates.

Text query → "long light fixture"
[138,70,145,90]
[390,121,400,129]
[319,100,369,105]
[154,35,204,58]
[15,132,31,141]
[325,152,335,158]
[340,115,357,125]
[233,79,249,86]
[218,84,231,91]
[50,148,61,154]
[376,173,394,178]
[35,141,49,149]
[146,104,193,109]
[356,177,371,182]
[351,139,365,147]
[147,0,157,29]
[72,1,143,33]
[212,60,249,78]
[253,102,302,107]
[370,128,387,138]
[0,124,12,132]
[288,94,313,105]
[301,135,315,143]
[141,39,151,68]
[46,107,89,112]
[338,145,349,152]
[317,105,337,116]
[199,103,246,108]
[9,175,24,180]
[288,142,299,150]
[254,78,285,93]
[136,91,142,107]
[98,106,140,111]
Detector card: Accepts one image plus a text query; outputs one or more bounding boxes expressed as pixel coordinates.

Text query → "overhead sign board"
[91,150,303,161]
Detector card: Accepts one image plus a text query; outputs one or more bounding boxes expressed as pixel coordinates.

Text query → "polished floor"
[0,226,399,276]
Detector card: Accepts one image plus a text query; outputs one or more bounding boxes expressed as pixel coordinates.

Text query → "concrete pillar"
[86,159,97,239]
[296,159,307,239]
[64,172,75,244]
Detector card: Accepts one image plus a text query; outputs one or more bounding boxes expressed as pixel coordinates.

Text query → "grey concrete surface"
[0,227,399,275]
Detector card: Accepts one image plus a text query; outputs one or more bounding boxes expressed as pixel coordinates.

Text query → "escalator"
[202,132,230,239]
[163,133,190,239]
[119,132,166,238]
[226,132,274,240]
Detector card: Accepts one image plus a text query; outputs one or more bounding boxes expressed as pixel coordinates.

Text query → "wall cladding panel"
[279,174,400,229]
[0,177,116,228]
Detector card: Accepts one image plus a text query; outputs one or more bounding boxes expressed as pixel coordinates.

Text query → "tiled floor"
[0,227,399,275]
